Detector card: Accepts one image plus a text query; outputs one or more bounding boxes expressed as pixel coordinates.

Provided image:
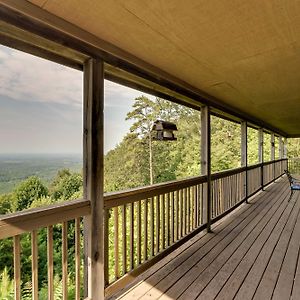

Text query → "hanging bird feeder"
[152,120,178,141]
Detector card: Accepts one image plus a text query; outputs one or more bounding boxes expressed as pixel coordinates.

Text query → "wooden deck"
[110,177,300,300]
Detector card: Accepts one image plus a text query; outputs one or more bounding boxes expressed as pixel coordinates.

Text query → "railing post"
[279,136,283,159]
[83,58,105,300]
[258,129,264,190]
[241,121,248,203]
[201,106,212,233]
[284,137,288,170]
[283,138,288,159]
[279,136,284,173]
[271,133,275,180]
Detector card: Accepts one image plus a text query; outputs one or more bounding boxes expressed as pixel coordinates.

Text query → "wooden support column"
[279,136,283,159]
[271,133,275,180]
[283,138,288,159]
[241,121,248,202]
[83,58,105,300]
[258,129,264,189]
[201,106,212,233]
[271,133,275,160]
[284,138,288,171]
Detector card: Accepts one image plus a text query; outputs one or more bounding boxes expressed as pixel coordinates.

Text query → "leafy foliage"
[50,169,82,201]
[13,176,48,211]
[0,268,14,300]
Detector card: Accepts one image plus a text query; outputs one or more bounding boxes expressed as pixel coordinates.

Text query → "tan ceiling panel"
[28,0,300,135]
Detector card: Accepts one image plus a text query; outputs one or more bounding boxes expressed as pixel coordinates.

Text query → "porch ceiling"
[22,1,300,135]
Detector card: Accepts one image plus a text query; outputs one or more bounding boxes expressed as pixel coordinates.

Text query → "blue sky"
[0,45,154,154]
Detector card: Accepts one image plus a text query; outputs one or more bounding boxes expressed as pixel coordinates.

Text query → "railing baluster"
[75,218,81,300]
[47,226,54,300]
[185,188,188,234]
[175,191,179,241]
[114,207,119,280]
[31,230,38,300]
[62,222,68,300]
[212,180,215,218]
[130,202,134,270]
[166,193,170,247]
[196,184,199,227]
[122,205,127,274]
[191,187,194,230]
[155,196,160,254]
[217,180,220,215]
[180,189,183,238]
[217,180,220,216]
[171,192,175,244]
[150,197,154,257]
[137,200,141,265]
[195,185,198,228]
[13,235,21,300]
[104,209,110,285]
[187,187,190,233]
[143,199,148,261]
[182,189,186,236]
[161,194,165,250]
[221,178,225,212]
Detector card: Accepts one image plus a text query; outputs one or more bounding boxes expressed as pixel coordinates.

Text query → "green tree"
[50,169,82,201]
[211,116,241,172]
[247,127,259,165]
[104,133,149,192]
[288,138,300,158]
[13,176,48,211]
[126,96,159,184]
[0,193,14,214]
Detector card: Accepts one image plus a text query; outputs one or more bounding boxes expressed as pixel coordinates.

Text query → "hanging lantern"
[152,120,178,141]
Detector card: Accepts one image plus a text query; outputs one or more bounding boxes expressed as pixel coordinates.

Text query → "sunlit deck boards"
[110,177,300,300]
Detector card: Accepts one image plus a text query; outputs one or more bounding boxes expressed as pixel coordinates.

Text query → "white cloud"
[104,79,155,108]
[0,46,155,110]
[0,46,83,106]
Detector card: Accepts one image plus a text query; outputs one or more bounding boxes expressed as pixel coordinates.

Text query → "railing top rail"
[104,158,287,208]
[211,166,246,180]
[0,198,90,239]
[104,175,207,208]
[263,158,287,166]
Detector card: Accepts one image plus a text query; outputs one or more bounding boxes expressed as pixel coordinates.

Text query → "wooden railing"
[104,158,288,295]
[211,167,245,219]
[0,199,90,300]
[0,159,287,299]
[247,164,262,196]
[104,175,207,291]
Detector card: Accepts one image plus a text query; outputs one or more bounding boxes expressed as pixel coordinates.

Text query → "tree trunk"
[149,132,154,185]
